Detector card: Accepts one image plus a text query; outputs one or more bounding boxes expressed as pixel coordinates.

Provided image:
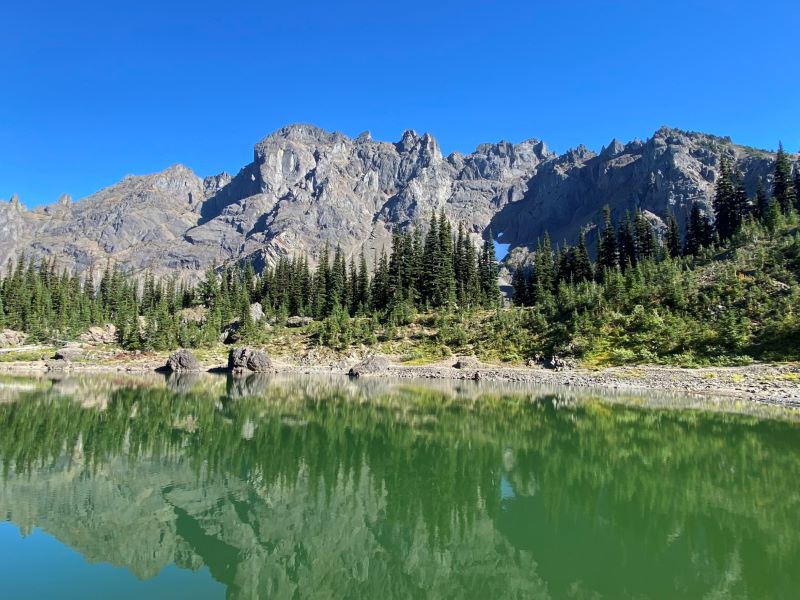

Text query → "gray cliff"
[0,125,788,276]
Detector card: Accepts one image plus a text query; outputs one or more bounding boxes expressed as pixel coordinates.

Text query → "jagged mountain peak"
[0,124,790,279]
[261,123,342,144]
[600,138,624,158]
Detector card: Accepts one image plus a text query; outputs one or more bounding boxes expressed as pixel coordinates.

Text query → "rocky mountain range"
[0,124,790,278]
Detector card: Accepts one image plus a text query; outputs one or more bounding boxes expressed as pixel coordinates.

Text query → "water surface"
[0,373,798,599]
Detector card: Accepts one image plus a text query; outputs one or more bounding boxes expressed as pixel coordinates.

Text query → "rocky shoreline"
[375,362,800,408]
[1,349,799,409]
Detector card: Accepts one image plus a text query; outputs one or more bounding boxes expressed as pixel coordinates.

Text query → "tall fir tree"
[755,177,771,221]
[356,250,370,313]
[732,168,750,223]
[479,230,500,305]
[437,211,456,306]
[713,158,738,240]
[533,233,555,301]
[634,209,657,262]
[511,263,528,305]
[773,142,797,214]
[597,205,618,277]
[420,213,439,306]
[665,211,681,258]
[572,231,593,282]
[617,211,637,269]
[794,168,800,211]
[685,201,712,255]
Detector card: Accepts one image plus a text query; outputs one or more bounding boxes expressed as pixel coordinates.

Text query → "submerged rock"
[228,347,272,373]
[166,350,202,372]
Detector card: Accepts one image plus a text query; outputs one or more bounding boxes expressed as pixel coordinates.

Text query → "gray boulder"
[166,349,202,372]
[544,355,576,371]
[0,329,27,348]
[348,355,390,377]
[249,302,264,323]
[453,356,479,369]
[79,324,117,345]
[286,316,314,327]
[45,358,72,371]
[228,347,272,373]
[55,345,83,362]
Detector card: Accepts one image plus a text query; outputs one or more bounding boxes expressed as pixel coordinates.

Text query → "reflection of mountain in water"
[0,376,799,599]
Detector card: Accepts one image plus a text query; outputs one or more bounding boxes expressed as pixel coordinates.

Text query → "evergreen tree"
[773,142,797,214]
[329,244,347,312]
[597,205,618,277]
[420,213,439,306]
[755,177,771,221]
[347,256,358,315]
[572,231,593,282]
[732,168,750,222]
[685,201,712,256]
[371,249,390,311]
[665,211,681,258]
[533,233,555,301]
[437,211,456,306]
[794,168,800,211]
[479,230,500,305]
[313,244,331,318]
[617,211,636,269]
[714,158,738,240]
[511,264,528,305]
[634,209,657,262]
[356,250,370,312]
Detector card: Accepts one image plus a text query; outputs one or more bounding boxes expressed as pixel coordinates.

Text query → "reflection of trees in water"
[0,380,798,599]
[497,401,800,599]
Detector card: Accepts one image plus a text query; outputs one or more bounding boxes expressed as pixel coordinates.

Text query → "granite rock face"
[494,128,778,258]
[0,125,790,278]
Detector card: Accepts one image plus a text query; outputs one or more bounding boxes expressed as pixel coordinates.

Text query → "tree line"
[0,210,500,350]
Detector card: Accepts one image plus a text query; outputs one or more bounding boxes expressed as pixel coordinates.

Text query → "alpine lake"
[0,372,798,600]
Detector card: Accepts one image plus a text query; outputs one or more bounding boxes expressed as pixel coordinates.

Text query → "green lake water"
[0,373,798,599]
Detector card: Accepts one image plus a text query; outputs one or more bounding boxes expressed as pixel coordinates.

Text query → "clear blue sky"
[2,0,799,206]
